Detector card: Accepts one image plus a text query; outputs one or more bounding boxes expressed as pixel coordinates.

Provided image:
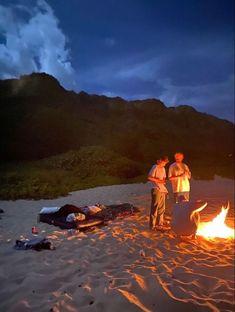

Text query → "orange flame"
[196,203,234,239]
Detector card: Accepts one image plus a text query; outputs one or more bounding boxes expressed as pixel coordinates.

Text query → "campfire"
[196,203,234,239]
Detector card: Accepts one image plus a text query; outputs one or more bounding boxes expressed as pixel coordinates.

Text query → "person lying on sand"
[147,156,170,231]
[171,196,207,239]
[168,152,191,203]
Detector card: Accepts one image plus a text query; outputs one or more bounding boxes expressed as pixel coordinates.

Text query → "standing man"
[168,152,191,203]
[148,156,169,230]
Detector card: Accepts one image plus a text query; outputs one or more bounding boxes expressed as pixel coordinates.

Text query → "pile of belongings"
[14,237,54,251]
[39,203,139,230]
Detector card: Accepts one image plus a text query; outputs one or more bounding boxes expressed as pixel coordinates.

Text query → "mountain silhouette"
[0,73,233,172]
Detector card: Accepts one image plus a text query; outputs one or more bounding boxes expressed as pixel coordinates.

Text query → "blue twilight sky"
[0,0,234,121]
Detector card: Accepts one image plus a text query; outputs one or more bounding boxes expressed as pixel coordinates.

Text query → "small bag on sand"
[14,237,54,251]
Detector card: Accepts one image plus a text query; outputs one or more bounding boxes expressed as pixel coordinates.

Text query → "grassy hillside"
[0,73,233,199]
[0,146,144,199]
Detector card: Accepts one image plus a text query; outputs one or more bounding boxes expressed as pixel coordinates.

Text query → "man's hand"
[182,171,191,178]
[169,174,182,179]
[177,171,188,177]
[148,176,165,184]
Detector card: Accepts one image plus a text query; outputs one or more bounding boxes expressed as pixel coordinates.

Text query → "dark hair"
[159,156,169,162]
[175,152,184,156]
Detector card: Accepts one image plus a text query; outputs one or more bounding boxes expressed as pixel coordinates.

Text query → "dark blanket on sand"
[39,203,139,230]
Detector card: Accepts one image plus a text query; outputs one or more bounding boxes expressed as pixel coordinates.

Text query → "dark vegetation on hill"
[0,73,234,199]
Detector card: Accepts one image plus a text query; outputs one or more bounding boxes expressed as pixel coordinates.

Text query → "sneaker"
[155,224,170,231]
[155,224,164,230]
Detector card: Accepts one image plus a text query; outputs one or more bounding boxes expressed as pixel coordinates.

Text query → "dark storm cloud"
[83,74,166,100]
[77,56,166,99]
[158,42,233,87]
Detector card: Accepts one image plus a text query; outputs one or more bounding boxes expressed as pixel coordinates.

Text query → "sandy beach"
[0,176,234,312]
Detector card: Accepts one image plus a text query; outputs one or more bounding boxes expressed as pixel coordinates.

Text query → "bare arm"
[169,172,190,180]
[168,171,185,180]
[148,176,165,184]
[184,171,191,179]
[168,165,191,180]
[184,165,191,179]
[169,174,184,180]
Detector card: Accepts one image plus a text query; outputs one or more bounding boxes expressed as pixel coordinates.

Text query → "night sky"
[0,0,234,121]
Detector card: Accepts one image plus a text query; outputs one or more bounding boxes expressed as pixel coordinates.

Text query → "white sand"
[0,177,234,312]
